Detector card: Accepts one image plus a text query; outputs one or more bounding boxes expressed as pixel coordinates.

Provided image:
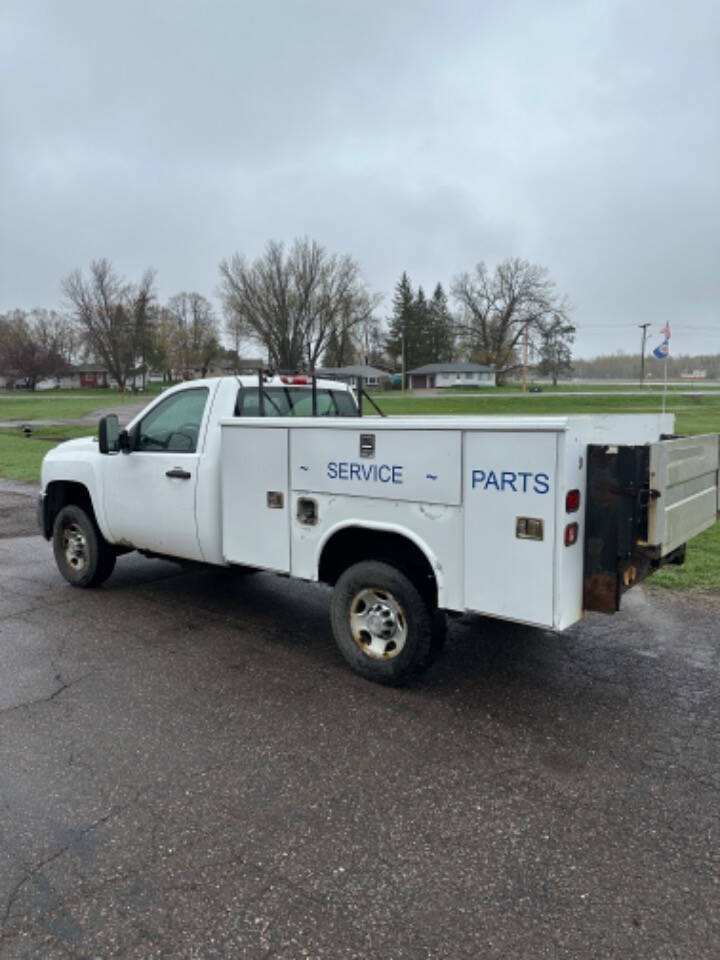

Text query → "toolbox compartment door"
[221,425,290,572]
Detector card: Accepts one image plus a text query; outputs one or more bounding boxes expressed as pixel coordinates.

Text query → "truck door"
[102,387,209,560]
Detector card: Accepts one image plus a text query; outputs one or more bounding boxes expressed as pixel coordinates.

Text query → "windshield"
[237,386,357,417]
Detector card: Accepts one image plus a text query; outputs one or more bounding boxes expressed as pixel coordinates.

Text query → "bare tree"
[323,292,382,367]
[220,238,373,370]
[452,258,571,384]
[62,259,155,391]
[166,292,220,378]
[129,270,156,389]
[0,309,70,387]
[30,309,77,366]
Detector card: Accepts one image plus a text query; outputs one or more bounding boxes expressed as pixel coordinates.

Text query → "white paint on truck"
[39,376,719,684]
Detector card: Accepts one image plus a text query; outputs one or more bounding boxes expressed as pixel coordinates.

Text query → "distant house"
[408,362,496,389]
[70,364,110,388]
[316,365,392,387]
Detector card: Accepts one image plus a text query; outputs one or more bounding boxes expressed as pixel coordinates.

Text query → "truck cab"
[39,375,357,565]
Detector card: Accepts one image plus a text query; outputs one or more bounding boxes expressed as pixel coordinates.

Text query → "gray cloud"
[1,0,718,357]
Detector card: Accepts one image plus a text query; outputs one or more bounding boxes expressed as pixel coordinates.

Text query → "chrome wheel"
[62,522,88,573]
[349,587,408,659]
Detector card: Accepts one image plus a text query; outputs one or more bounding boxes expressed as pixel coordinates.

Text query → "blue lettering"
[501,471,517,492]
[326,461,404,484]
[533,473,550,494]
[485,470,500,490]
[518,470,532,493]
[472,469,485,489]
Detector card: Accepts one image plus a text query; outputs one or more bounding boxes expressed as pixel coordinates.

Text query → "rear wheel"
[52,505,116,587]
[330,560,435,685]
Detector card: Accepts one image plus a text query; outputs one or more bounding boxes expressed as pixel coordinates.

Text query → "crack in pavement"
[0,791,143,944]
[0,674,91,718]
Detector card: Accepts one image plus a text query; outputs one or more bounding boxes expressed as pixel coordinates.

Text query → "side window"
[238,388,290,416]
[237,386,358,417]
[137,388,209,453]
[332,390,357,415]
[289,390,335,416]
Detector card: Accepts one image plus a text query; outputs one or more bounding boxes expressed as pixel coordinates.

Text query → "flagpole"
[662,353,668,414]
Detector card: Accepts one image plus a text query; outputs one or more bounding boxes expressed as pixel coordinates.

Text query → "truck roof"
[195,375,354,392]
[220,412,675,434]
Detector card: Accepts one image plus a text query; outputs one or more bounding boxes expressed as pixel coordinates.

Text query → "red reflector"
[566,489,581,513]
[565,522,579,546]
[293,376,309,384]
[280,375,290,383]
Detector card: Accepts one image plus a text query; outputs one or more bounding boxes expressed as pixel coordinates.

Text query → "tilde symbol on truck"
[471,469,550,494]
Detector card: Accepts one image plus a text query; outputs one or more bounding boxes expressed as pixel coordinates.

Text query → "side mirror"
[98,414,120,454]
[118,428,132,454]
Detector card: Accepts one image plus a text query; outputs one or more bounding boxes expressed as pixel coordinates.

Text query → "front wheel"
[52,505,116,587]
[330,561,435,685]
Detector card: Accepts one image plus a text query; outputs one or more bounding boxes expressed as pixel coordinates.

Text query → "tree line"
[0,238,575,389]
[573,352,720,381]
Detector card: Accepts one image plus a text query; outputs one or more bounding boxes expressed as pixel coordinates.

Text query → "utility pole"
[638,324,651,384]
[522,322,529,392]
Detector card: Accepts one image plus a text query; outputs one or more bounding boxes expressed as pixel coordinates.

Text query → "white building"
[408,362,496,389]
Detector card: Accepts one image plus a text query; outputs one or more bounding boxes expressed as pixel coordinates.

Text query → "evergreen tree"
[385,272,414,372]
[538,314,575,384]
[427,283,455,363]
[411,286,432,369]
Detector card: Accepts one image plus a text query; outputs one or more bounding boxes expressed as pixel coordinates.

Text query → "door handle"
[166,468,191,479]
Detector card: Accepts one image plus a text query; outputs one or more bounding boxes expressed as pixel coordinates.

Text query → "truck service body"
[39,375,720,683]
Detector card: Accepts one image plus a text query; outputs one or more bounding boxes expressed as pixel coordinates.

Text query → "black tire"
[52,504,116,588]
[330,560,435,685]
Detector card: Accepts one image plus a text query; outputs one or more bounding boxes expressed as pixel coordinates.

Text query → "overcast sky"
[1,0,718,358]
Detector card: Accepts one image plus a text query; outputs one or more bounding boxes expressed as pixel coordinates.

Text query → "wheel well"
[318,527,438,605]
[43,481,96,539]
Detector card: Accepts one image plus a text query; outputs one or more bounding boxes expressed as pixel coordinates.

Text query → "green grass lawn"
[0,385,165,422]
[372,390,720,434]
[440,382,720,394]
[0,426,96,485]
[647,521,720,592]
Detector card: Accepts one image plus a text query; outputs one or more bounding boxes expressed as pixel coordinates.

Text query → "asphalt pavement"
[0,485,718,959]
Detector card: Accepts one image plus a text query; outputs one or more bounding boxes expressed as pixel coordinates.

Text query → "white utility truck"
[38,374,719,684]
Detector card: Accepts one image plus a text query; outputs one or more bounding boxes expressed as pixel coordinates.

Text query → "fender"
[315,518,447,606]
[41,446,114,543]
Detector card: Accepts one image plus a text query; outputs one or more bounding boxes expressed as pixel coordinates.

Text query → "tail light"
[565,522,579,547]
[566,489,580,513]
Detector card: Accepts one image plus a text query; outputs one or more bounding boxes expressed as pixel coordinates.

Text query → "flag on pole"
[653,339,669,359]
[661,322,671,340]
